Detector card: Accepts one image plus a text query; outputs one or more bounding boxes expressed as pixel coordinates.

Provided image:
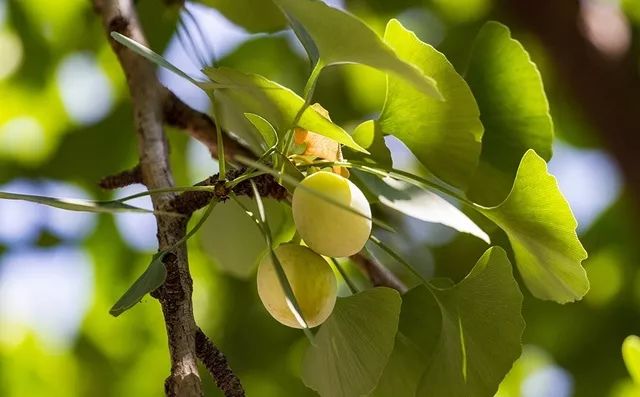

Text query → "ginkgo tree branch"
[93,1,243,396]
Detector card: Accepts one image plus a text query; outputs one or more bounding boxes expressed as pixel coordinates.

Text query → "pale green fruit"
[257,244,337,328]
[292,171,372,257]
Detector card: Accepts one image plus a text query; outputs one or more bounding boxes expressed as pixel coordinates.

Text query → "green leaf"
[623,335,640,384]
[375,247,524,397]
[380,19,483,188]
[110,253,167,317]
[0,191,153,214]
[361,176,489,243]
[272,0,441,100]
[279,154,305,193]
[345,120,392,168]
[370,333,426,397]
[465,21,554,205]
[199,197,294,278]
[477,150,589,303]
[244,113,278,149]
[302,287,401,397]
[110,32,196,84]
[196,0,286,33]
[204,67,367,152]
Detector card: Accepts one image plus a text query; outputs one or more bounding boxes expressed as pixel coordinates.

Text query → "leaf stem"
[211,96,226,180]
[330,257,359,295]
[278,61,324,179]
[369,235,430,287]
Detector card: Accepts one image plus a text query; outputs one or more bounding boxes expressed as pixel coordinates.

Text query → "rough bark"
[196,328,245,397]
[94,1,201,395]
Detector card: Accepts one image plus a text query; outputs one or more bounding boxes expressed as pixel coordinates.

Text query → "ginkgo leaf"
[347,119,392,169]
[0,191,153,214]
[245,113,278,149]
[204,67,367,153]
[272,0,441,99]
[478,150,589,303]
[623,335,640,384]
[361,176,489,243]
[197,0,286,33]
[374,247,524,397]
[302,287,401,397]
[465,21,554,205]
[110,253,166,317]
[380,19,483,188]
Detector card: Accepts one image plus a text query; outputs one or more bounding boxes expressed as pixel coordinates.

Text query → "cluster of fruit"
[257,171,372,328]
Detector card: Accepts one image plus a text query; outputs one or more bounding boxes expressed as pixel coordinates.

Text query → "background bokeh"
[0,0,639,396]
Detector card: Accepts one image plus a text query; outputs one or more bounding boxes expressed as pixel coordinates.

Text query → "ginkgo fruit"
[292,171,372,257]
[257,243,337,328]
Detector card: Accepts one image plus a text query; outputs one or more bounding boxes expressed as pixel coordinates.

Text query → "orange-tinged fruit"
[293,103,348,176]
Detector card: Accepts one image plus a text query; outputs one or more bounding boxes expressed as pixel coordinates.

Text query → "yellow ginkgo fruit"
[257,244,337,328]
[292,171,372,257]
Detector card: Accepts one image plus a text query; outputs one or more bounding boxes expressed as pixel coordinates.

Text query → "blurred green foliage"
[0,0,639,396]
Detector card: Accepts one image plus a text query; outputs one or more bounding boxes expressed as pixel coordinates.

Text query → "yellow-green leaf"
[204,67,366,152]
[374,247,524,397]
[478,150,589,303]
[623,335,640,384]
[302,287,401,397]
[272,0,441,99]
[465,21,554,204]
[380,19,483,188]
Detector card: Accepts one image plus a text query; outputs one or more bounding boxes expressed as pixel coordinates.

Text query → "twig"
[351,251,408,293]
[98,164,143,189]
[195,328,245,397]
[170,170,288,215]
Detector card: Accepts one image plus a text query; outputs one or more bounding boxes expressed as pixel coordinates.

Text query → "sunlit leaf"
[375,247,524,396]
[478,150,589,303]
[197,0,286,33]
[245,113,278,149]
[110,32,196,84]
[272,0,441,99]
[110,253,166,317]
[623,335,640,384]
[0,191,152,214]
[204,67,367,152]
[346,119,392,168]
[302,287,401,397]
[380,19,483,188]
[361,176,489,243]
[465,21,554,204]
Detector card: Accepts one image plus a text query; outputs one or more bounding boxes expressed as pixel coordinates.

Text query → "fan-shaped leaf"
[272,0,441,99]
[302,287,401,397]
[380,19,483,188]
[204,67,366,152]
[465,21,553,204]
[478,150,588,303]
[374,247,524,397]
